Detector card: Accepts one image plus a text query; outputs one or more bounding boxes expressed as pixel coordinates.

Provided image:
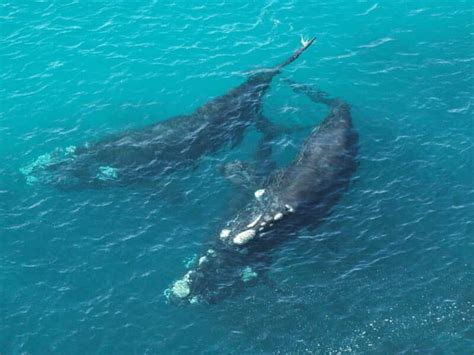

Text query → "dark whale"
[166,82,358,305]
[20,40,316,190]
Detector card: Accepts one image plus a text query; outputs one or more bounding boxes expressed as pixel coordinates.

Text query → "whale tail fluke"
[275,37,316,71]
[271,37,316,73]
[248,37,316,83]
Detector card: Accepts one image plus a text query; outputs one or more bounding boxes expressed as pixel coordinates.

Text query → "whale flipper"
[284,78,343,108]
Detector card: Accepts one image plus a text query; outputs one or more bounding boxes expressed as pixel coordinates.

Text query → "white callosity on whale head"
[233,229,256,245]
[207,249,216,257]
[183,270,194,282]
[273,212,283,221]
[170,269,197,299]
[97,166,118,181]
[20,153,53,184]
[219,228,231,240]
[25,175,39,185]
[285,204,295,213]
[65,145,77,156]
[198,256,208,266]
[183,254,198,269]
[254,189,265,199]
[171,279,191,299]
[189,296,201,304]
[20,145,79,183]
[241,266,258,282]
[246,214,262,228]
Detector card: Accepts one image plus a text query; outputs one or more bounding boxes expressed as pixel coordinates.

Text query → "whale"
[20,39,316,190]
[165,81,358,305]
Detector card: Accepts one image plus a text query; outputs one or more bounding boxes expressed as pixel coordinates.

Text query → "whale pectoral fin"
[255,114,309,180]
[256,114,313,141]
[283,78,341,108]
[255,115,283,139]
[229,130,245,149]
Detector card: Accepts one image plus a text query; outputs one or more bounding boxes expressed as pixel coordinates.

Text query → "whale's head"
[165,247,259,305]
[165,194,297,306]
[20,145,120,190]
[19,146,77,186]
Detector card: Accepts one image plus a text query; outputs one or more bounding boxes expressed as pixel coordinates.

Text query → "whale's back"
[278,103,358,208]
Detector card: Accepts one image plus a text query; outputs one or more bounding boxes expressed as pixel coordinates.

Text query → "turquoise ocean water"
[1,1,473,353]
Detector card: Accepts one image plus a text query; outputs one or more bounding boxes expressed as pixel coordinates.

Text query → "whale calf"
[166,82,358,305]
[21,39,315,190]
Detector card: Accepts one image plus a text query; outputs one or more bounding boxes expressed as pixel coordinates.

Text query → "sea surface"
[1,1,473,353]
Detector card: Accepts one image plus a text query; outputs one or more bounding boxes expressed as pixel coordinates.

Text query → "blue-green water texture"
[1,1,473,353]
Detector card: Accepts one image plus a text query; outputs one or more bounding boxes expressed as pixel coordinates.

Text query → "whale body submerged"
[21,40,315,190]
[166,82,358,305]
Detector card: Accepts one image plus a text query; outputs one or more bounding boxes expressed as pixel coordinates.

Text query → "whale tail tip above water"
[300,35,315,48]
[275,36,316,70]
